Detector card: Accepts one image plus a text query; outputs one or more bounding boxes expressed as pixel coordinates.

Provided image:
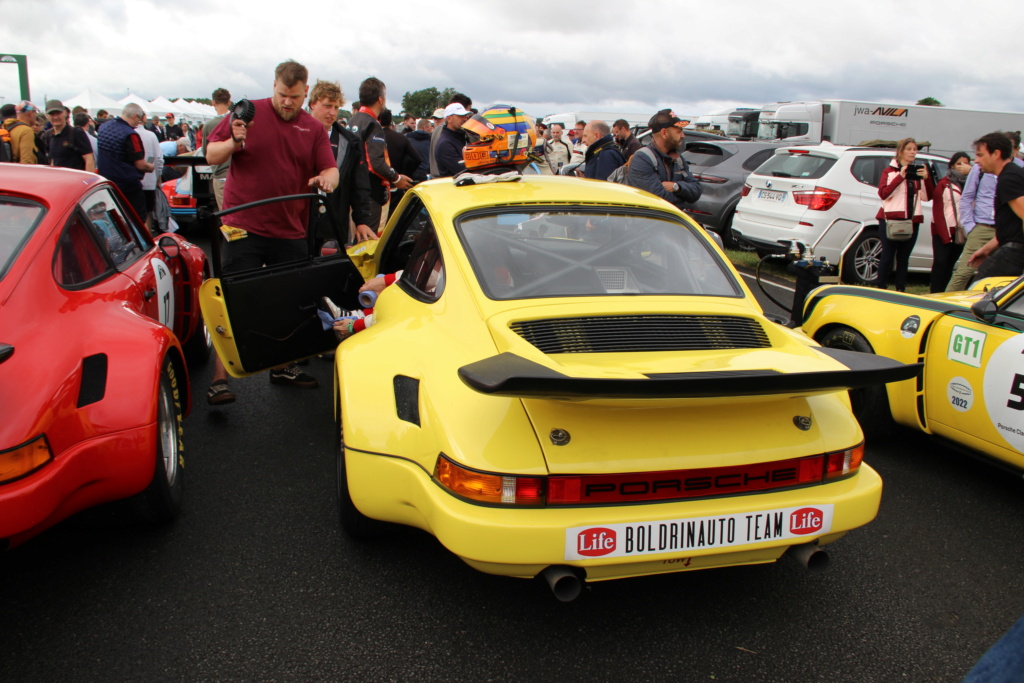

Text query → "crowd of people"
[8,62,1024,402]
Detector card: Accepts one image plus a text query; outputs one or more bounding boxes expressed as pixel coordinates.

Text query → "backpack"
[0,123,13,163]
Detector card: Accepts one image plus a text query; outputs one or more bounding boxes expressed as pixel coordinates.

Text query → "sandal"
[207,379,236,406]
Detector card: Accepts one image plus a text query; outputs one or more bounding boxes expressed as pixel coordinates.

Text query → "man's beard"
[273,101,298,121]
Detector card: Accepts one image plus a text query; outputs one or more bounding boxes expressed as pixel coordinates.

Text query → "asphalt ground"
[1,236,1022,682]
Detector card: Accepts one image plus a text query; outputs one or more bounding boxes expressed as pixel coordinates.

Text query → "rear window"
[682,143,732,169]
[457,209,741,301]
[742,149,777,172]
[0,199,45,281]
[754,153,837,180]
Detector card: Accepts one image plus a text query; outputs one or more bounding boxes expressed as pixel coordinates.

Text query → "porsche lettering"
[582,468,798,499]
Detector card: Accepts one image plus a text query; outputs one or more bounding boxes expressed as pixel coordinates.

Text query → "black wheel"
[182,313,212,366]
[133,357,184,523]
[842,229,883,285]
[336,407,384,539]
[817,326,896,438]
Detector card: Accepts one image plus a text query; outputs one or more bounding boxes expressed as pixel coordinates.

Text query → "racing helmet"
[461,105,537,173]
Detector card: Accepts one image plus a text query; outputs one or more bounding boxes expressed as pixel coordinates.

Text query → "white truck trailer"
[755,100,1024,157]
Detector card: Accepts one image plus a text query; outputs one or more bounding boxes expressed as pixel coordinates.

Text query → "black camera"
[904,163,922,177]
[231,99,256,124]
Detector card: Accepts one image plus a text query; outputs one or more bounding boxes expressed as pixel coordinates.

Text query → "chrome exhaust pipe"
[540,566,584,602]
[786,542,829,572]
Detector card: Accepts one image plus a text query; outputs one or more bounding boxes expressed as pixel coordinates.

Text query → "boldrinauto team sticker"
[948,325,986,368]
[983,334,1024,452]
[565,505,834,561]
[947,377,974,412]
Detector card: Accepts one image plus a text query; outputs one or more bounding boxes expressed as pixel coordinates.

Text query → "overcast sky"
[3,0,1023,120]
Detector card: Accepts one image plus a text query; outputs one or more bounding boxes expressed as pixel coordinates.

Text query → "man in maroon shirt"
[204,60,340,404]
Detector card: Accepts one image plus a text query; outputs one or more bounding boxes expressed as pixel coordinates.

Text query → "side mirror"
[158,235,180,260]
[971,295,998,323]
[707,230,724,250]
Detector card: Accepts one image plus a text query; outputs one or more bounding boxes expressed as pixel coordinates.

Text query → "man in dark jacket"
[308,79,375,244]
[627,109,702,210]
[406,118,433,181]
[434,102,472,177]
[613,119,642,161]
[348,77,413,231]
[379,108,422,203]
[580,120,625,181]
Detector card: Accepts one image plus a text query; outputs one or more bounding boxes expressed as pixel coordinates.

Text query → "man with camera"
[203,60,339,403]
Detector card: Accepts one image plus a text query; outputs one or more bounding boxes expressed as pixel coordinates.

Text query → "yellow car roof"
[410,175,693,220]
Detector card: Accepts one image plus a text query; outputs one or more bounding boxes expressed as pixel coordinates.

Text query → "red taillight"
[824,444,864,479]
[788,149,810,155]
[792,186,841,211]
[697,174,728,184]
[741,183,752,197]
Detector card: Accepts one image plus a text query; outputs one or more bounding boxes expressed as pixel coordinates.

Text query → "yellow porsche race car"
[201,175,917,600]
[801,277,1024,475]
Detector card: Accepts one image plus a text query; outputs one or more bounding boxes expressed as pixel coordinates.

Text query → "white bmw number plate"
[758,189,786,202]
[565,505,834,560]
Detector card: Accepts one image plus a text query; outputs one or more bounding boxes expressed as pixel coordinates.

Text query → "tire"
[842,229,883,286]
[336,407,384,539]
[817,326,896,438]
[182,313,212,366]
[133,357,184,523]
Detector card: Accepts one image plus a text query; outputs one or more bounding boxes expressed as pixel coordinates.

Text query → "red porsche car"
[0,165,210,549]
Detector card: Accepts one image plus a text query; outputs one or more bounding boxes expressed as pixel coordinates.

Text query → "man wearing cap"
[162,113,184,142]
[627,109,702,210]
[2,101,41,163]
[433,102,473,178]
[44,99,95,172]
[429,93,472,177]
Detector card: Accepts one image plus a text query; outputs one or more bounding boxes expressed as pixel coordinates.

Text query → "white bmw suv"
[731,143,949,285]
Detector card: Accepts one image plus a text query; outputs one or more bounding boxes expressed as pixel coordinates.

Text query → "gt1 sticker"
[900,315,921,338]
[564,505,834,561]
[948,326,986,368]
[983,334,1024,452]
[151,257,174,327]
[947,377,974,412]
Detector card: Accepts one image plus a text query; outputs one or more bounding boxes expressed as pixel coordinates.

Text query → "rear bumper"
[346,449,883,581]
[0,427,155,546]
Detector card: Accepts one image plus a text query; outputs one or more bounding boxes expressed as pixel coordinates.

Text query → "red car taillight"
[741,183,752,197]
[697,174,728,184]
[0,435,53,485]
[793,187,841,211]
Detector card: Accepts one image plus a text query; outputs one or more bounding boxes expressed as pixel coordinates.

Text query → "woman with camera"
[875,137,934,291]
[929,151,971,292]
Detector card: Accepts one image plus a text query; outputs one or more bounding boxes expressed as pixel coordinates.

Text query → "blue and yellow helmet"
[461,105,537,172]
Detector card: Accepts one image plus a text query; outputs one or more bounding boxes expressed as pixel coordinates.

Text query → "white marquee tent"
[63,88,122,116]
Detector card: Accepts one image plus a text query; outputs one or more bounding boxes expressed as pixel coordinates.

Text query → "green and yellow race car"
[202,175,917,599]
[802,277,1024,475]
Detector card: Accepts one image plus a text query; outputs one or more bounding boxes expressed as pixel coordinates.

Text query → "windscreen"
[458,210,742,300]
[0,199,44,281]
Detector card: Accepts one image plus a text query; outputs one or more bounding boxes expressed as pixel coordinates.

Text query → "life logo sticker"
[947,377,973,412]
[947,325,985,368]
[982,334,1024,452]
